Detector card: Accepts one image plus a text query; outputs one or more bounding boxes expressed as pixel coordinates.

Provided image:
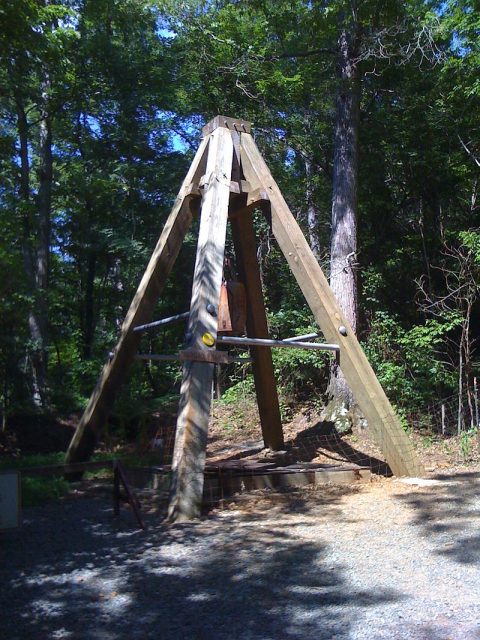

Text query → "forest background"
[0,0,479,451]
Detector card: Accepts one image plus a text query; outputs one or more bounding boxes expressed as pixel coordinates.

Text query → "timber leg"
[240,132,424,477]
[65,137,209,468]
[168,126,234,521]
[231,211,284,450]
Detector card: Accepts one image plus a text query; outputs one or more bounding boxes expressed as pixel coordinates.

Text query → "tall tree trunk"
[28,72,52,407]
[15,96,33,257]
[81,249,97,359]
[15,92,49,407]
[305,157,322,260]
[19,72,53,408]
[326,25,361,429]
[75,113,98,359]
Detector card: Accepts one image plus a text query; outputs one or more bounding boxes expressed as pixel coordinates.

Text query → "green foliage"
[217,375,257,432]
[266,308,329,400]
[364,311,461,410]
[220,376,255,407]
[0,453,68,506]
[459,427,479,461]
[459,230,480,264]
[21,476,70,507]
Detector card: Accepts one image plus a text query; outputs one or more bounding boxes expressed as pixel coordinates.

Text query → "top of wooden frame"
[202,115,252,137]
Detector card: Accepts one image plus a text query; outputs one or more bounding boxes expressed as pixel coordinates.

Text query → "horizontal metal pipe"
[133,311,190,333]
[135,353,253,363]
[136,353,180,361]
[284,332,319,342]
[216,336,339,352]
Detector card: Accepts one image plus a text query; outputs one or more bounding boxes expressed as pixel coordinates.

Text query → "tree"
[0,0,78,406]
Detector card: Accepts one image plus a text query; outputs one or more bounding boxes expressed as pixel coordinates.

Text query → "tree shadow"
[396,471,480,566]
[289,421,392,476]
[0,484,404,639]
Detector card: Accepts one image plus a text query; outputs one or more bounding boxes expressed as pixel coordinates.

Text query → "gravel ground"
[1,472,480,640]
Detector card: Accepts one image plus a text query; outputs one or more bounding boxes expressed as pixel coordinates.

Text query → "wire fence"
[408,390,480,436]
[127,423,414,512]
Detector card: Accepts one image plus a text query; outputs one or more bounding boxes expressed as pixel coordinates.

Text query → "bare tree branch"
[458,135,480,168]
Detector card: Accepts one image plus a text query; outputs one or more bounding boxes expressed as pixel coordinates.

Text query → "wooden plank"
[198,176,251,194]
[231,211,284,450]
[65,136,210,468]
[228,188,270,220]
[240,133,424,477]
[168,126,234,522]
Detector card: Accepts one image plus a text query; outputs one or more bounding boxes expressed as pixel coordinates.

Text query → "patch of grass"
[219,377,255,406]
[421,434,435,448]
[0,452,112,506]
[0,452,66,470]
[0,453,71,506]
[21,476,70,507]
[0,449,168,507]
[459,427,478,461]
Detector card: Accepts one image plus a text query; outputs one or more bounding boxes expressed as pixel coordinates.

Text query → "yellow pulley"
[202,332,215,347]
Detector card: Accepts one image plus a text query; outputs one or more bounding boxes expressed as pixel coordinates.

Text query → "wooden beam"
[228,188,270,220]
[202,115,251,137]
[231,211,284,450]
[198,176,251,194]
[240,133,424,477]
[65,136,210,467]
[168,126,234,522]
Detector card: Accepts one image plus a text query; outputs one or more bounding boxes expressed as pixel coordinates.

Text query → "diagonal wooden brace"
[240,132,424,478]
[65,137,209,468]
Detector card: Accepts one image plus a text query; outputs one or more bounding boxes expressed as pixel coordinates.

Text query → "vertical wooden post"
[441,403,446,436]
[240,132,424,477]
[458,351,463,436]
[474,377,479,427]
[231,212,284,450]
[168,126,234,522]
[65,137,209,467]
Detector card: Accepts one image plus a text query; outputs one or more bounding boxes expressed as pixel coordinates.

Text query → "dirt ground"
[2,469,480,639]
[207,399,480,476]
[2,401,480,638]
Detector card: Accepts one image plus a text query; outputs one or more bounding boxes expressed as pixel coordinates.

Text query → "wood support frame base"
[66,114,424,521]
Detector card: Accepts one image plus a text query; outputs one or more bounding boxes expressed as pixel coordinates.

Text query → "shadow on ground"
[290,421,392,476]
[0,483,402,640]
[397,471,480,566]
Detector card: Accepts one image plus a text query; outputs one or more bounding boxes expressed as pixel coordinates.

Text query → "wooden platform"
[128,460,370,502]
[203,460,370,497]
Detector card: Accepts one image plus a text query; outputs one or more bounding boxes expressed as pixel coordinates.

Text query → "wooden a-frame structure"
[66,115,424,521]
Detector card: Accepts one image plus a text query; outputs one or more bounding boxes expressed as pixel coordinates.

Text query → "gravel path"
[1,472,480,640]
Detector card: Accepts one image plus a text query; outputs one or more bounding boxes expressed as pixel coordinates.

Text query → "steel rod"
[135,353,253,363]
[133,311,190,333]
[136,353,180,361]
[284,332,319,342]
[216,336,339,351]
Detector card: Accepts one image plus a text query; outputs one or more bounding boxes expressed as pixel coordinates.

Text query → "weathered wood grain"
[168,126,234,521]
